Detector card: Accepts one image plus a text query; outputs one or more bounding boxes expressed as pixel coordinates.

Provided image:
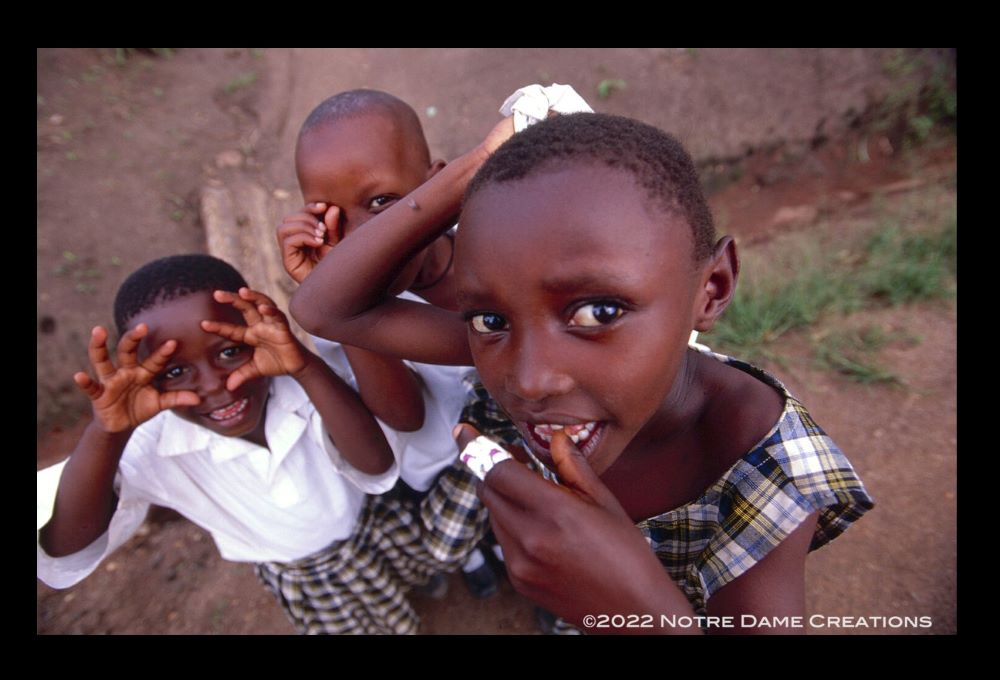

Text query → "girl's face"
[456,164,703,476]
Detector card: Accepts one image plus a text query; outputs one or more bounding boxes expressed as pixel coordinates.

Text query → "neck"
[635,349,707,448]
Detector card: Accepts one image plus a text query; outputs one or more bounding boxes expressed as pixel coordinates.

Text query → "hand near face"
[201,288,307,391]
[74,324,201,433]
[276,203,340,284]
[463,425,686,630]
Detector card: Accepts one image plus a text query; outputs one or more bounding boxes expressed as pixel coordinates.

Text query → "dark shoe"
[462,561,499,599]
[414,572,449,600]
[535,607,558,635]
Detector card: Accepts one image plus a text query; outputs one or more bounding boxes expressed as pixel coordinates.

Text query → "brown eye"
[368,195,398,212]
[160,366,187,381]
[219,346,246,361]
[470,313,508,333]
[569,302,624,327]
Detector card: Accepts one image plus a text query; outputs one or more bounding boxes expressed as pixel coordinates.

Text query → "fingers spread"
[87,326,116,381]
[238,287,278,310]
[213,289,261,325]
[159,390,201,410]
[225,364,257,392]
[200,319,246,343]
[73,371,102,400]
[140,339,178,376]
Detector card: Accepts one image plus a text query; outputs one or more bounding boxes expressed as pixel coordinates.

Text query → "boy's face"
[456,164,704,476]
[132,291,270,440]
[296,114,433,292]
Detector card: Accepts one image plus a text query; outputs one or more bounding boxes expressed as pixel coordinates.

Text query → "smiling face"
[131,291,270,441]
[296,112,434,293]
[456,163,706,476]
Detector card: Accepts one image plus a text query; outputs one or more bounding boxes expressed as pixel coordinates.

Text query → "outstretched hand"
[457,424,686,630]
[74,324,200,433]
[201,288,308,391]
[277,203,340,284]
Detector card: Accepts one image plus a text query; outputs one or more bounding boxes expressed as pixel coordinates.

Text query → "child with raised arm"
[278,89,511,597]
[36,254,473,634]
[291,112,875,634]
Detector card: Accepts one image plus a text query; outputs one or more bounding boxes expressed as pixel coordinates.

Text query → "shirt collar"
[156,376,312,470]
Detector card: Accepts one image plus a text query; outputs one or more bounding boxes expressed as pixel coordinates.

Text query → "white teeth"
[210,398,248,421]
[531,421,598,447]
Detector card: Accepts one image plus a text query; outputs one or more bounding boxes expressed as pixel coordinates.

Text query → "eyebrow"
[538,270,640,295]
[457,270,640,311]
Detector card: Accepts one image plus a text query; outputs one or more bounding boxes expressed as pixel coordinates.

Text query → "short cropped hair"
[113,254,247,335]
[466,113,716,261]
[298,88,430,166]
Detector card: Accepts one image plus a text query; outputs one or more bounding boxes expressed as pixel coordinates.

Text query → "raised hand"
[201,288,308,391]
[74,324,200,433]
[277,203,340,283]
[464,426,690,630]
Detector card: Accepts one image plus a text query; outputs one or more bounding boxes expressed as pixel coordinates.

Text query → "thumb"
[549,430,628,515]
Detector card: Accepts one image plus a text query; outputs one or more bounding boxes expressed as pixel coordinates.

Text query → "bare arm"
[40,325,200,556]
[704,511,817,634]
[276,212,426,432]
[290,120,514,366]
[342,345,424,432]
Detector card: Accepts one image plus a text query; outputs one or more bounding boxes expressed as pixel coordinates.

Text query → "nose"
[504,330,574,406]
[193,364,229,398]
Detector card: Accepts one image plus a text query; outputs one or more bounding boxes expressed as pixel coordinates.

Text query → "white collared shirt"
[312,292,476,493]
[37,376,400,589]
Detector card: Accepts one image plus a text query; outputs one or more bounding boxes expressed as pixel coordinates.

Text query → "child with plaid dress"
[291,112,875,634]
[37,254,485,634]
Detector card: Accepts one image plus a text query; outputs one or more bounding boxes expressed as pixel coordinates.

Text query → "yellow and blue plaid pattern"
[457,350,874,633]
[640,352,875,613]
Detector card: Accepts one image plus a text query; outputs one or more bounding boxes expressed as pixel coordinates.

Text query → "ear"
[692,236,739,332]
[425,159,447,181]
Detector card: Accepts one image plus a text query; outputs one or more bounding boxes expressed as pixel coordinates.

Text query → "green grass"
[704,206,956,377]
[224,72,257,94]
[596,79,626,100]
[811,326,901,385]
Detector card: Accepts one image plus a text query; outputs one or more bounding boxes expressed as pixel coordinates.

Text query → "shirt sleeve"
[308,406,402,495]
[36,427,162,590]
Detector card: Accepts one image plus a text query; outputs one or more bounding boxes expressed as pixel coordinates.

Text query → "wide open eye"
[219,346,247,361]
[368,195,399,213]
[160,365,187,382]
[568,302,625,328]
[469,312,508,333]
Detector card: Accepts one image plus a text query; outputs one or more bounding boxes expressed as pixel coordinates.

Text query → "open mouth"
[206,398,250,423]
[525,421,605,458]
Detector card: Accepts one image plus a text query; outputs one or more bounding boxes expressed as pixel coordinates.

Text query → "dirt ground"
[36,48,956,635]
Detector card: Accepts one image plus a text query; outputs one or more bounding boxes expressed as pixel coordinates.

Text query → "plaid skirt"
[256,459,488,635]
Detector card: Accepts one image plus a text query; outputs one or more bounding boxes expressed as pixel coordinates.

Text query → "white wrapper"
[460,436,513,480]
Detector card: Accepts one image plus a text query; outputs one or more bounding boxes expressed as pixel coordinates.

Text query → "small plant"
[597,79,627,100]
[224,72,257,94]
[812,326,900,385]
